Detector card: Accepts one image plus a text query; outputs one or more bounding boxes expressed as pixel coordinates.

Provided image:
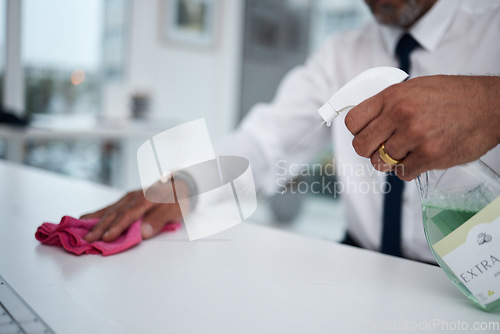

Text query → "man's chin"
[366,0,428,29]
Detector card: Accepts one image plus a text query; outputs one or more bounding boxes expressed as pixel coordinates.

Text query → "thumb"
[141,204,183,240]
[141,222,155,240]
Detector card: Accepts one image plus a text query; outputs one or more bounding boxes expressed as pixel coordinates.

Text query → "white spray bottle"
[319,66,500,312]
[318,66,408,125]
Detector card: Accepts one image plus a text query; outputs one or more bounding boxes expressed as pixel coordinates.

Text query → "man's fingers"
[352,115,396,158]
[80,206,110,220]
[141,203,183,240]
[374,149,428,181]
[81,190,158,243]
[345,93,384,135]
[80,194,131,220]
[100,198,157,242]
[370,151,420,181]
[395,153,425,181]
[381,129,418,164]
[370,140,410,174]
[84,210,119,243]
[83,195,133,242]
[370,151,395,173]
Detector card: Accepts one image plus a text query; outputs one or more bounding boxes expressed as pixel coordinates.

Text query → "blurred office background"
[0,0,369,240]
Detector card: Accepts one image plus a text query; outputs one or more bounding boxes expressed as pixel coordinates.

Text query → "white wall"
[102,0,245,139]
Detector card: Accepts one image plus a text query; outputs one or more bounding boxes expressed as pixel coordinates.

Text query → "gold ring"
[378,143,399,166]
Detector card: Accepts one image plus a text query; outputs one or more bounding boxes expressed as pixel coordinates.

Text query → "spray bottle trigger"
[318,67,408,123]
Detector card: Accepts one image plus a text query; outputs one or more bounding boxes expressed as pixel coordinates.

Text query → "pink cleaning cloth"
[35,215,182,256]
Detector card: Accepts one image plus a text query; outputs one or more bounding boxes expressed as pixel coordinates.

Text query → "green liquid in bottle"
[422,205,500,311]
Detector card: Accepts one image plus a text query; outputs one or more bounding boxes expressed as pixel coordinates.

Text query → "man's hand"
[82,180,189,243]
[344,75,500,181]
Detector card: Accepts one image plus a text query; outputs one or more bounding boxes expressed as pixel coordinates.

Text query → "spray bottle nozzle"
[318,67,408,124]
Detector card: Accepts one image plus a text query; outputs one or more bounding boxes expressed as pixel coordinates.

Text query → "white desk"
[0,160,498,334]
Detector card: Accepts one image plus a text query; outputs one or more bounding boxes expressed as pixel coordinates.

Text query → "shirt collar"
[380,0,461,54]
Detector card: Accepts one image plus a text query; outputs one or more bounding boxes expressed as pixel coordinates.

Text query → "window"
[0,0,6,111]
[22,0,103,116]
[0,0,6,158]
[17,1,129,184]
[102,0,129,82]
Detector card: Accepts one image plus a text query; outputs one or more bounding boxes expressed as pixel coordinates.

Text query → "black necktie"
[381,33,420,257]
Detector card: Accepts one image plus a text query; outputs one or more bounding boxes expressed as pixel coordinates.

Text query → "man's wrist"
[172,171,198,211]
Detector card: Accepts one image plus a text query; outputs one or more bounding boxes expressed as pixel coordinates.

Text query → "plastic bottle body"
[417,161,500,311]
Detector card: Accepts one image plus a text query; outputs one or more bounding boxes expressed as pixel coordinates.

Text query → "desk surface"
[0,160,499,334]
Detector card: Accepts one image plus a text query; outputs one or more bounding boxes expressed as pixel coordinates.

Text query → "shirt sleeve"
[215,37,341,195]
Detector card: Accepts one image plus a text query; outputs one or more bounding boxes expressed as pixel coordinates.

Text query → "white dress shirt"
[217,0,500,263]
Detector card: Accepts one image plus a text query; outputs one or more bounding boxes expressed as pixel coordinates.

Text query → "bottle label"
[433,196,500,307]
